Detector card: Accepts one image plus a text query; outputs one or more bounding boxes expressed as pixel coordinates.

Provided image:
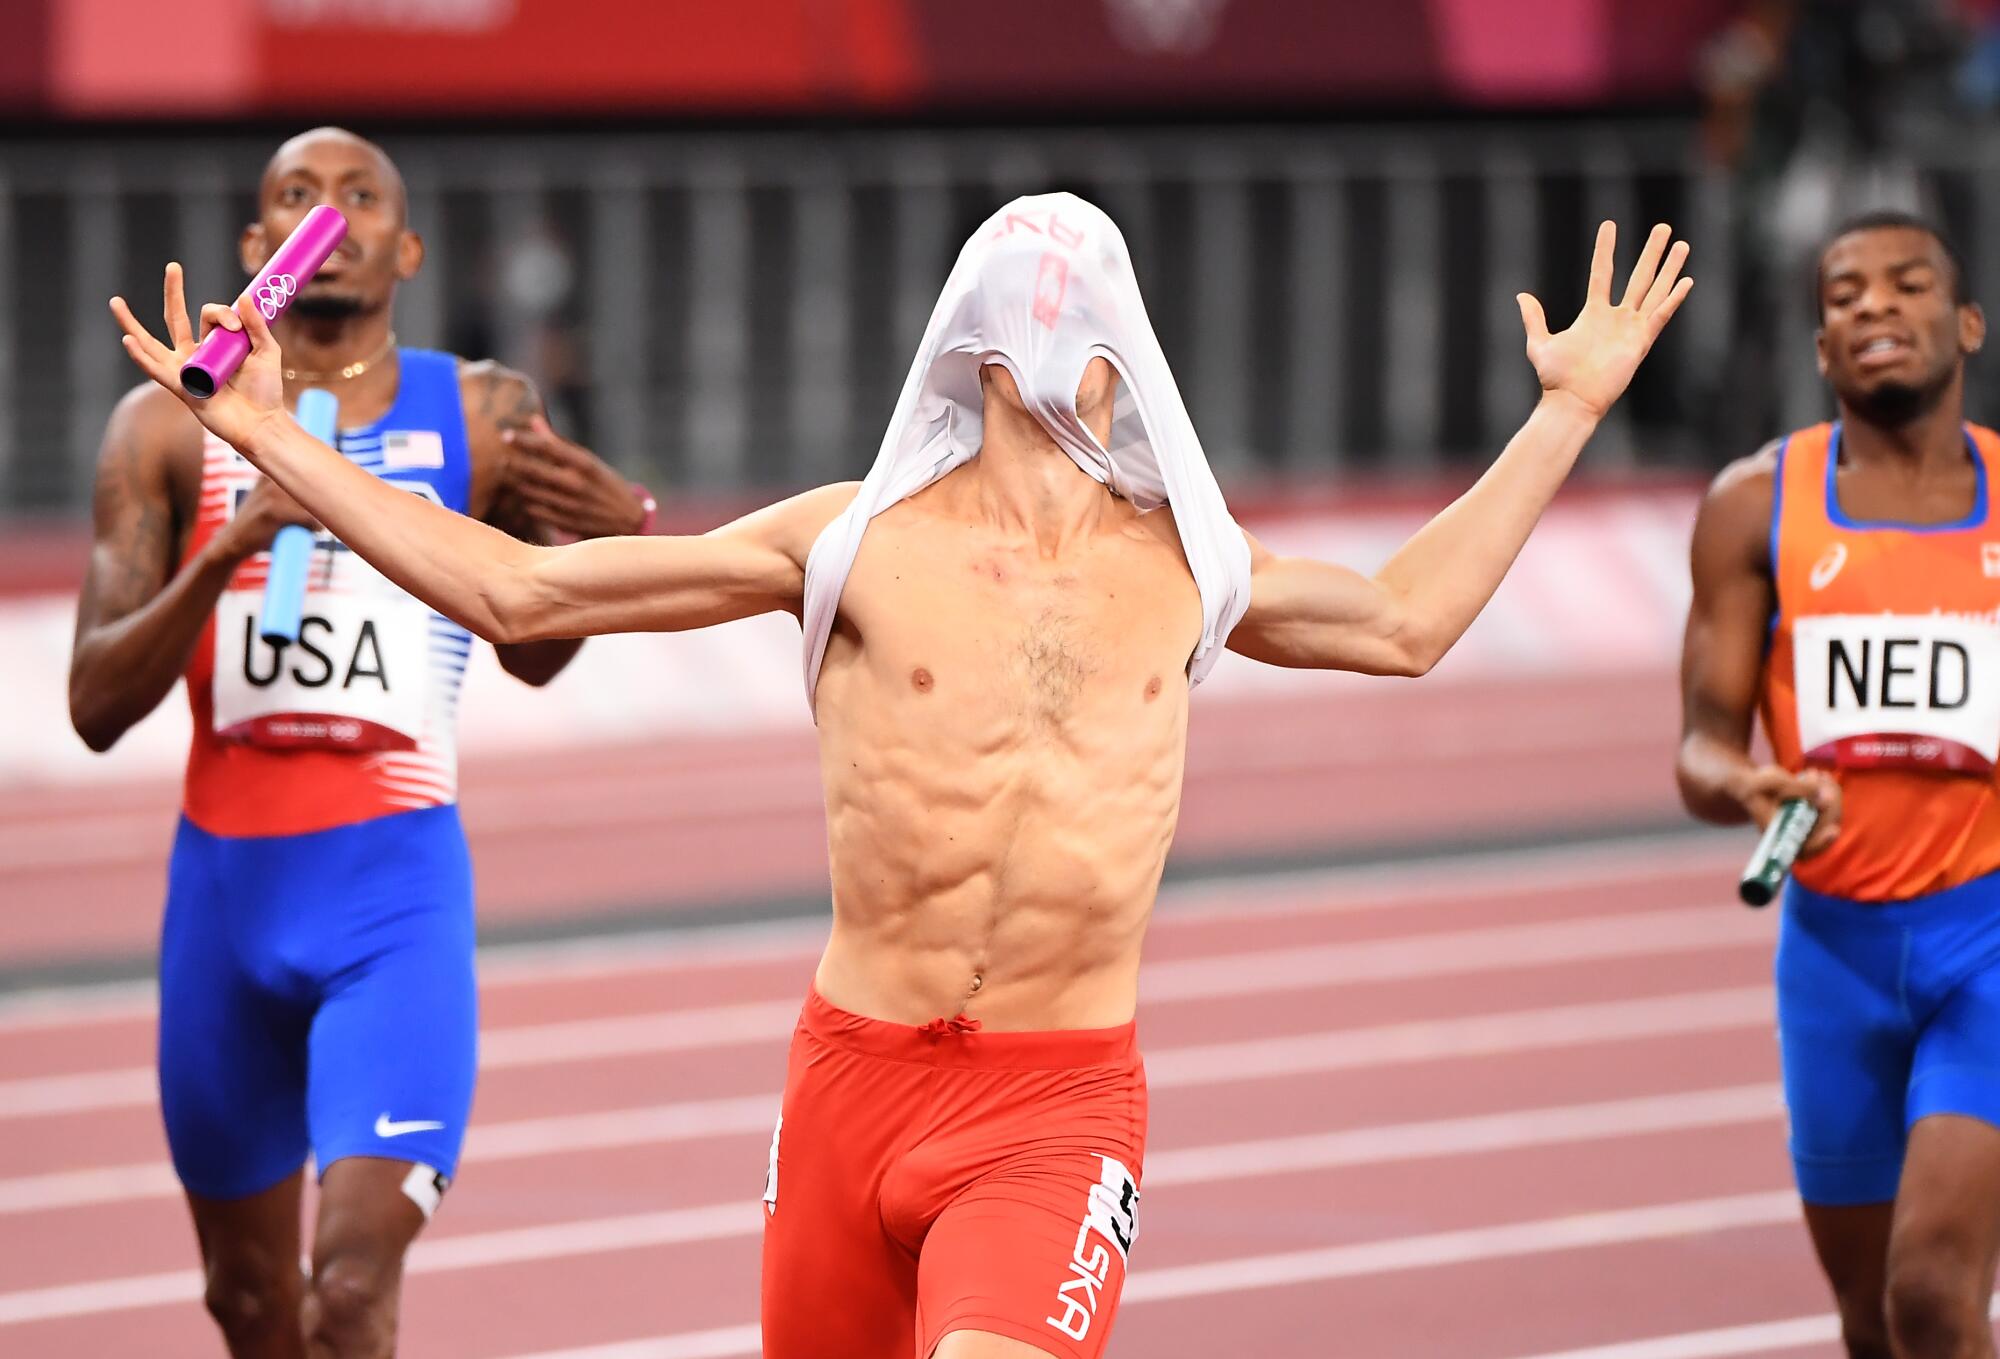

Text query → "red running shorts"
[760,989,1147,1358]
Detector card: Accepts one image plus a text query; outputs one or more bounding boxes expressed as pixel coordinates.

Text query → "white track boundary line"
[0,903,1768,1121]
[0,991,1776,1214]
[0,702,1678,876]
[489,1192,1804,1359]
[0,1143,1800,1335]
[1122,1190,1799,1301]
[1510,1298,2000,1359]
[0,1030,1781,1218]
[495,1326,764,1359]
[0,980,1775,1186]
[0,830,1742,1032]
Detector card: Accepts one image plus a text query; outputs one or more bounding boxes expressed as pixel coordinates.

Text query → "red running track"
[0,672,1683,965]
[5,833,1980,1359]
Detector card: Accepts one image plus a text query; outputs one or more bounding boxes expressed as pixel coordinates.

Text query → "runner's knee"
[303,1252,400,1356]
[1885,1242,1985,1359]
[202,1257,300,1344]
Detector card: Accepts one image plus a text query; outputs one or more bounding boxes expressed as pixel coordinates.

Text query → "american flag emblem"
[383,430,445,470]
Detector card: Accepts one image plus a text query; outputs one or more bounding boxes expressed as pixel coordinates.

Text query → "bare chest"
[834,522,1201,734]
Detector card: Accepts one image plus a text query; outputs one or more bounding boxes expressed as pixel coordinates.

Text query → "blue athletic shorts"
[157,804,477,1202]
[1777,869,2000,1205]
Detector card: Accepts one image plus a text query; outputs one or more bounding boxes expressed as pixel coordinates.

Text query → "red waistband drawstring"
[918,1014,983,1040]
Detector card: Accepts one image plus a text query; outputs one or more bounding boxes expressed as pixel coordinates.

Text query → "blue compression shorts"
[1777,869,2000,1205]
[157,804,477,1202]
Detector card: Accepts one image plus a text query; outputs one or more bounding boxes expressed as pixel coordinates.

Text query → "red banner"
[15,0,1738,118]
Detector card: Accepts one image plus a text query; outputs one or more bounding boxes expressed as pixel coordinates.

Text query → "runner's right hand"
[1729,764,1842,858]
[217,477,322,562]
[1518,221,1693,420]
[110,263,288,453]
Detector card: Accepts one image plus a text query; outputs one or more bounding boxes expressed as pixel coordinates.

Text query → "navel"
[912,667,935,693]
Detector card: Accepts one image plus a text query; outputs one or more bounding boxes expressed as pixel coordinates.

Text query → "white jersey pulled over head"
[800,191,1253,709]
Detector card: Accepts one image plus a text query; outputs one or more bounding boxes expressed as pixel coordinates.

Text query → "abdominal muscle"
[813,716,1185,1030]
[806,510,1199,1031]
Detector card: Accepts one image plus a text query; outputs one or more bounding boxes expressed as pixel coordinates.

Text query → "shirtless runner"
[112,202,1691,1359]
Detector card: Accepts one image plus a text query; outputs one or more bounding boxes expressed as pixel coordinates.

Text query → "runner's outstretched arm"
[1228,221,1692,677]
[111,265,849,644]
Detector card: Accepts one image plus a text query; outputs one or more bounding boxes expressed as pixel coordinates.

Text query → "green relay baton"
[1738,797,1820,908]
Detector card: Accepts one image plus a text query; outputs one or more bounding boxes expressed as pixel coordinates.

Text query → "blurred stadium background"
[4,2,2000,1355]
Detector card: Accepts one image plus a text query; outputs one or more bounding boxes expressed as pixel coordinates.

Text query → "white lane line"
[1146,985,1772,1086]
[1514,1315,1840,1359]
[488,1191,1804,1359]
[0,830,1742,1032]
[493,1325,765,1359]
[1120,1191,1800,1302]
[0,1096,1799,1332]
[1509,1299,2000,1359]
[0,980,158,1033]
[0,973,1773,1146]
[0,1092,779,1215]
[0,903,1767,1121]
[1141,906,1768,1002]
[0,700,1669,876]
[1142,1084,1781,1187]
[0,1035,1782,1218]
[0,1067,157,1120]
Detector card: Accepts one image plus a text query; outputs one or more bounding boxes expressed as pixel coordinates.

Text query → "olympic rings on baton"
[253,273,299,320]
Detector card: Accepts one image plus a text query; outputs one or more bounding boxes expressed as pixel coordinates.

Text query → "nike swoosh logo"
[375,1114,445,1139]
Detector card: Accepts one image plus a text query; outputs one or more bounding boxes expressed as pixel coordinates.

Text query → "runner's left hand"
[503,415,648,539]
[1518,221,1694,421]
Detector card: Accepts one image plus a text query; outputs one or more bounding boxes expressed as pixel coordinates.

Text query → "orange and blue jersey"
[1758,419,2000,1206]
[1761,420,2000,902]
[157,349,480,1206]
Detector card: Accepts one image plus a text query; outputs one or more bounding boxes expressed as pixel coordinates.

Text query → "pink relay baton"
[179,205,349,399]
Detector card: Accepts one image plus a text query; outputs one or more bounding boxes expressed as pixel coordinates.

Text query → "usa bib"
[211,576,432,751]
[207,466,449,754]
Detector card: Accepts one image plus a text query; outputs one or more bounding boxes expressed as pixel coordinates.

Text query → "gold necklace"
[283,332,397,384]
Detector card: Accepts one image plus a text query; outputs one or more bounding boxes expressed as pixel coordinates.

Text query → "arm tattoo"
[476,368,548,512]
[472,366,543,432]
[500,375,540,430]
[79,439,175,631]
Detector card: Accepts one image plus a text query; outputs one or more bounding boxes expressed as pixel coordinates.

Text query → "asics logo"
[253,273,298,320]
[375,1113,444,1139]
[1810,542,1848,591]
